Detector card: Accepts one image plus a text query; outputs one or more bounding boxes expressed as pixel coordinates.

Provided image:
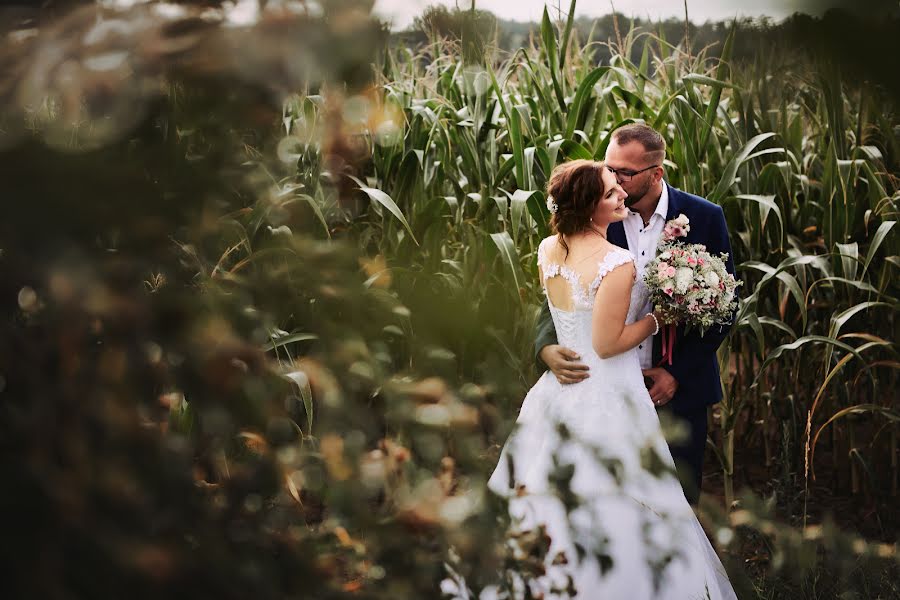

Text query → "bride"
[447,160,737,599]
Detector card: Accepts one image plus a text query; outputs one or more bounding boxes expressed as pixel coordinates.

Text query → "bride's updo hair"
[547,159,606,255]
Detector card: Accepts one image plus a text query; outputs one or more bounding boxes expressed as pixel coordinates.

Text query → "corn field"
[279,4,900,516]
[1,1,898,598]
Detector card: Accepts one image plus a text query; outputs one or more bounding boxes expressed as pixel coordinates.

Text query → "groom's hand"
[642,368,678,406]
[540,345,589,384]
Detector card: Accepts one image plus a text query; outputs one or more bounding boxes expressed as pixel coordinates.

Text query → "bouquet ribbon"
[658,324,677,366]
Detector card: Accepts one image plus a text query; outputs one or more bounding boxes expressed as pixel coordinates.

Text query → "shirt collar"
[654,183,669,221]
[628,183,669,222]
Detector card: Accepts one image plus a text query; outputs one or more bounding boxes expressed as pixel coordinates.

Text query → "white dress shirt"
[622,183,669,369]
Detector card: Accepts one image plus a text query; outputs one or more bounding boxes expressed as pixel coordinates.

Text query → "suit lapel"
[608,221,629,250]
[664,182,682,221]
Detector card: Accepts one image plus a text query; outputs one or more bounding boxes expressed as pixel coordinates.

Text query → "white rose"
[704,271,721,288]
[675,267,694,294]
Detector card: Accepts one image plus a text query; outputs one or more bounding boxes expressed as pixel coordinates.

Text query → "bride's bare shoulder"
[538,235,562,258]
[539,234,560,248]
[601,243,635,261]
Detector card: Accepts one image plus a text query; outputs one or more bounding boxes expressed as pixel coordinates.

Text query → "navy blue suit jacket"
[535,183,736,417]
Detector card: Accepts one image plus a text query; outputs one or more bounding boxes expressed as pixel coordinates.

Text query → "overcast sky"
[373,0,836,29]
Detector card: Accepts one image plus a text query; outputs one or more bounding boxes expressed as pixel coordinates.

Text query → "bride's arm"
[591,262,657,359]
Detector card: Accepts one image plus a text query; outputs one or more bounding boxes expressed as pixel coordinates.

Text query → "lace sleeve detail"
[587,248,635,295]
[537,237,559,281]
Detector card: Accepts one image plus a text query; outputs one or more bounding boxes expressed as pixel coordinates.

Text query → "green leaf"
[709,133,777,202]
[742,260,808,330]
[509,105,527,189]
[823,301,891,369]
[526,191,550,238]
[594,118,636,160]
[496,155,516,184]
[835,242,859,281]
[348,175,419,245]
[284,371,315,435]
[862,220,896,277]
[487,65,511,123]
[565,66,610,139]
[681,73,736,89]
[294,193,330,239]
[560,139,594,160]
[650,92,680,130]
[557,0,578,70]
[609,86,658,123]
[730,194,784,251]
[808,277,884,298]
[541,6,566,112]
[758,316,797,340]
[745,311,765,356]
[504,189,540,240]
[490,231,527,298]
[263,332,319,352]
[812,404,900,479]
[756,335,866,383]
[809,340,887,427]
[828,301,890,339]
[823,404,900,425]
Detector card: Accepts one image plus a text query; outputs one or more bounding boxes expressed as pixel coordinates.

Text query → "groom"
[535,123,736,505]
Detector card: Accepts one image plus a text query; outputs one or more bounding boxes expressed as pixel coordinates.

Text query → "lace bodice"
[537,237,647,359]
[537,239,638,311]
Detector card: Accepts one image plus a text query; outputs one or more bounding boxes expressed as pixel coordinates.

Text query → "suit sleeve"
[534,297,558,371]
[661,205,736,384]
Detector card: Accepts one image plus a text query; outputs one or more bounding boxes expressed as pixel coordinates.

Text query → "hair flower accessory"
[546,195,558,214]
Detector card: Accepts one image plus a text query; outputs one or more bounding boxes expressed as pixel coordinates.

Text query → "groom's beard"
[624,180,652,207]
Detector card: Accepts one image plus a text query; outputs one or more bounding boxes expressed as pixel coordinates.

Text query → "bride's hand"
[652,309,670,326]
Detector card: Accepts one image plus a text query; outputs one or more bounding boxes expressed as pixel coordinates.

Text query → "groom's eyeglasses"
[606,164,660,182]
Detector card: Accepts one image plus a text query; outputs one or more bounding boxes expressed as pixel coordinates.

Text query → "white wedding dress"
[445,240,737,600]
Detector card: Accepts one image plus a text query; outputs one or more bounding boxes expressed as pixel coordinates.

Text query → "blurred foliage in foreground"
[0,1,898,599]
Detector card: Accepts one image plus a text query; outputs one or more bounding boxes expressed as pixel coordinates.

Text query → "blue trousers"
[657,404,708,506]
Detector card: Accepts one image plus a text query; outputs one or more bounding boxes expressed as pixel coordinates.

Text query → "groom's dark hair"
[611,123,666,164]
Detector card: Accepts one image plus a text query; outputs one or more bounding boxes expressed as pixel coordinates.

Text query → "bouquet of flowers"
[644,214,741,364]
